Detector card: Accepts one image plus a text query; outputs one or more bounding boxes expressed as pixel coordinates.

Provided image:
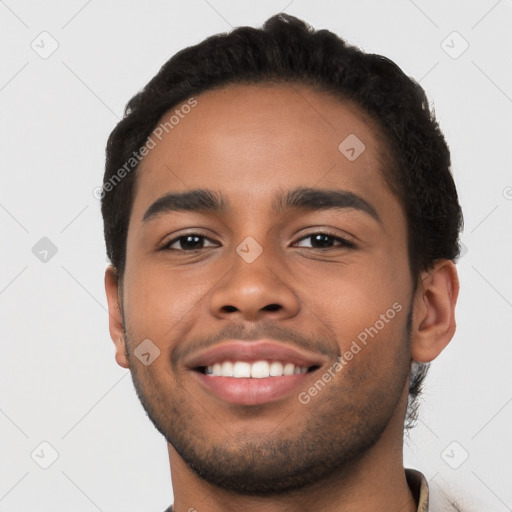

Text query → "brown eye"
[163,234,218,251]
[295,233,356,249]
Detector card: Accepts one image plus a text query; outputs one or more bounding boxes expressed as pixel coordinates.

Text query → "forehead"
[131,83,400,224]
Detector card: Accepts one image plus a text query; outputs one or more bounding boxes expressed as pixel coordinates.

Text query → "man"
[101,13,462,512]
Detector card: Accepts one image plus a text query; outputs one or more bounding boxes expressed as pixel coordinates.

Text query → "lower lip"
[192,371,313,405]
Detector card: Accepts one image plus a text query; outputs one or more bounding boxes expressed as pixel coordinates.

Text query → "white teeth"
[283,363,295,376]
[233,361,251,378]
[204,360,310,378]
[221,361,234,377]
[269,361,284,376]
[250,360,270,378]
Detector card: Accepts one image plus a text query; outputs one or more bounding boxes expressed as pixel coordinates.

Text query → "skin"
[105,83,459,512]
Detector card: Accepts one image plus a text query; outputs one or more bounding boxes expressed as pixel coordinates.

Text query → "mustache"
[171,319,336,367]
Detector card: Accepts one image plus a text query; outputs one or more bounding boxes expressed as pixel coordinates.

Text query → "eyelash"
[160,231,356,253]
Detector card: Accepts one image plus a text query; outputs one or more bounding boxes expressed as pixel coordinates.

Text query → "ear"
[411,259,460,362]
[105,265,130,369]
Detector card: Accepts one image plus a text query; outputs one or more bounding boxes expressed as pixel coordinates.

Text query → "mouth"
[186,340,327,405]
[191,363,321,406]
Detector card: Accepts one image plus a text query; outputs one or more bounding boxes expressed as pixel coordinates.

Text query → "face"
[113,83,416,494]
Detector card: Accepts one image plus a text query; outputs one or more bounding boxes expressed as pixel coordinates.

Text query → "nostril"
[222,305,238,313]
[263,304,281,312]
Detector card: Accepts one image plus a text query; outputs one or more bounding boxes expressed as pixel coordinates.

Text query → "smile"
[201,360,313,378]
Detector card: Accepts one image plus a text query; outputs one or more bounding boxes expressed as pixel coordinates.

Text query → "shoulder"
[407,468,487,512]
[405,468,429,511]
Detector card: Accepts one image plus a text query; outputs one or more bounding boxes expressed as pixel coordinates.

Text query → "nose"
[209,247,300,322]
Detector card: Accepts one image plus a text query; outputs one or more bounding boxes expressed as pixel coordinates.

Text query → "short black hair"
[101,13,463,427]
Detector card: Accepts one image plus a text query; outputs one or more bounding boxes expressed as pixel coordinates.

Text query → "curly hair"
[101,13,463,429]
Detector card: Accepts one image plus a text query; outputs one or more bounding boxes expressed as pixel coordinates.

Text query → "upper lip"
[185,339,329,370]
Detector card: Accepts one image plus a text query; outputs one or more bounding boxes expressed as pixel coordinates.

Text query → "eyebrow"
[142,187,381,224]
[143,189,225,222]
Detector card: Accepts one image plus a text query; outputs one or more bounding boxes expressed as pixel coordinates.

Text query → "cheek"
[309,259,403,315]
[122,262,214,340]
[323,302,410,403]
[301,258,409,358]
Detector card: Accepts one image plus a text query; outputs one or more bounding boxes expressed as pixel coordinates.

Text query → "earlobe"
[104,265,130,369]
[114,338,130,369]
[411,260,460,363]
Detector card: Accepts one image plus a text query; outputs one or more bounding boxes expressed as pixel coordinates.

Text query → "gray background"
[1,0,511,510]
